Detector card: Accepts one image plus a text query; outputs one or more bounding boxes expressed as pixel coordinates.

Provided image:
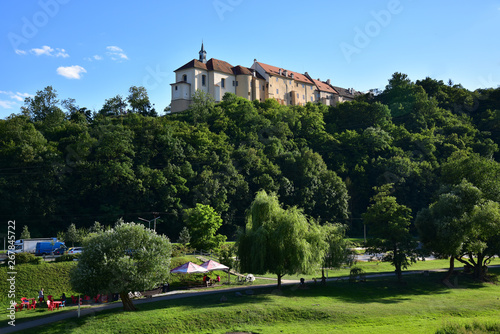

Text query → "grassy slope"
[0,261,78,307]
[12,268,500,334]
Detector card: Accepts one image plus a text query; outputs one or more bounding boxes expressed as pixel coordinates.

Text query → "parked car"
[67,247,83,254]
[54,246,68,255]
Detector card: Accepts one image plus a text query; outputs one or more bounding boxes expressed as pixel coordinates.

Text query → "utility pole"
[138,215,160,232]
[138,217,152,230]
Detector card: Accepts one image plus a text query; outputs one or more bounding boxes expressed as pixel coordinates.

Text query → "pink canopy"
[200,260,229,271]
[170,262,208,274]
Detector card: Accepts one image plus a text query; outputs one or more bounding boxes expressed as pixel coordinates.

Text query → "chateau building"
[170,44,360,113]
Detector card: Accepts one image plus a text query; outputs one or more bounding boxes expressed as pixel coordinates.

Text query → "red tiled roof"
[231,65,253,76]
[311,78,338,94]
[174,59,207,72]
[175,58,235,75]
[206,58,234,75]
[256,62,314,84]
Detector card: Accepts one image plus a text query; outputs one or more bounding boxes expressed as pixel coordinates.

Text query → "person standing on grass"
[38,288,44,302]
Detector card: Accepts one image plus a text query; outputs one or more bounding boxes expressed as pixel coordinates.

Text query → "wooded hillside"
[1,73,499,240]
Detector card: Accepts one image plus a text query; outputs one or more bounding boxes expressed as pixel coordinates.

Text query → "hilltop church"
[170,44,360,113]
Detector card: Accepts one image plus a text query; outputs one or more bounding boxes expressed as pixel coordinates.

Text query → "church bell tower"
[199,42,207,64]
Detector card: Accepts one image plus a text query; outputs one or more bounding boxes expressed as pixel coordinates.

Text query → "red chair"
[94,294,101,303]
[46,300,54,311]
[20,297,30,309]
[47,295,53,302]
[14,303,23,312]
[84,295,91,304]
[29,300,37,310]
[71,295,77,304]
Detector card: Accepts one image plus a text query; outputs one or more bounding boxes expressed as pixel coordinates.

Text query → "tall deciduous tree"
[127,86,157,117]
[184,203,226,252]
[237,190,326,288]
[71,220,171,311]
[99,95,128,116]
[21,86,65,123]
[321,223,354,283]
[416,180,500,281]
[363,184,417,282]
[65,223,80,247]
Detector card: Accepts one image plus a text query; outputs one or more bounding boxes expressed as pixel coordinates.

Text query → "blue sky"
[1,0,499,119]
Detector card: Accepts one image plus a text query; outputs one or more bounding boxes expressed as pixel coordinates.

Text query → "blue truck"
[35,241,66,256]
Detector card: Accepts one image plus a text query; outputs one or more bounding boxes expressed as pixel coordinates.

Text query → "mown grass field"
[2,257,499,333]
[10,268,500,334]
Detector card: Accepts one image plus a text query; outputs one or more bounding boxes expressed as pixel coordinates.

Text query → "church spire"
[199,41,207,64]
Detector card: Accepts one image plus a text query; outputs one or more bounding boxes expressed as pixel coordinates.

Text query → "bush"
[55,254,80,262]
[349,266,366,283]
[171,244,193,258]
[14,253,42,265]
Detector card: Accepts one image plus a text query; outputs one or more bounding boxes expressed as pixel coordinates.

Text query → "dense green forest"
[1,73,500,241]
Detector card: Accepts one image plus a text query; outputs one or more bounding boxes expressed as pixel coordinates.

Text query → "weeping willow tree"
[322,223,354,284]
[237,190,326,289]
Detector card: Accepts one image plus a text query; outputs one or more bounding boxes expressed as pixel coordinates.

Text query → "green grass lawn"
[249,257,500,282]
[10,268,500,334]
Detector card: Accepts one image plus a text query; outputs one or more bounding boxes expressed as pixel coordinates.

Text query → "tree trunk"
[394,247,402,282]
[475,253,485,280]
[321,268,326,285]
[442,256,455,283]
[277,275,282,290]
[119,292,136,311]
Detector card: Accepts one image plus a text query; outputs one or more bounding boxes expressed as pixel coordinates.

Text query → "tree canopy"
[237,190,326,288]
[2,75,499,280]
[184,203,226,252]
[363,184,417,282]
[71,221,172,311]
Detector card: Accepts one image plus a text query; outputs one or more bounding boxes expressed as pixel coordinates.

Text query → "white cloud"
[13,92,31,101]
[0,91,32,109]
[85,54,103,61]
[0,100,17,109]
[106,46,123,52]
[15,49,27,55]
[55,48,69,58]
[106,45,128,61]
[57,65,87,79]
[30,45,69,57]
[0,91,31,102]
[31,45,54,56]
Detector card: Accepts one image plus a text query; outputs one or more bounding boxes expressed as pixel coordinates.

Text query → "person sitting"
[61,293,66,307]
[216,275,221,283]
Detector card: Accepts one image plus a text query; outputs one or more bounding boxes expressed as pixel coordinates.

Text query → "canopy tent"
[200,260,229,271]
[170,262,208,274]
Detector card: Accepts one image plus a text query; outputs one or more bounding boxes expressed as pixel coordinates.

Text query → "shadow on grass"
[14,269,500,334]
[278,269,499,305]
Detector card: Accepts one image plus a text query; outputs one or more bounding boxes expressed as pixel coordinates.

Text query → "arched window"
[182,74,187,82]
